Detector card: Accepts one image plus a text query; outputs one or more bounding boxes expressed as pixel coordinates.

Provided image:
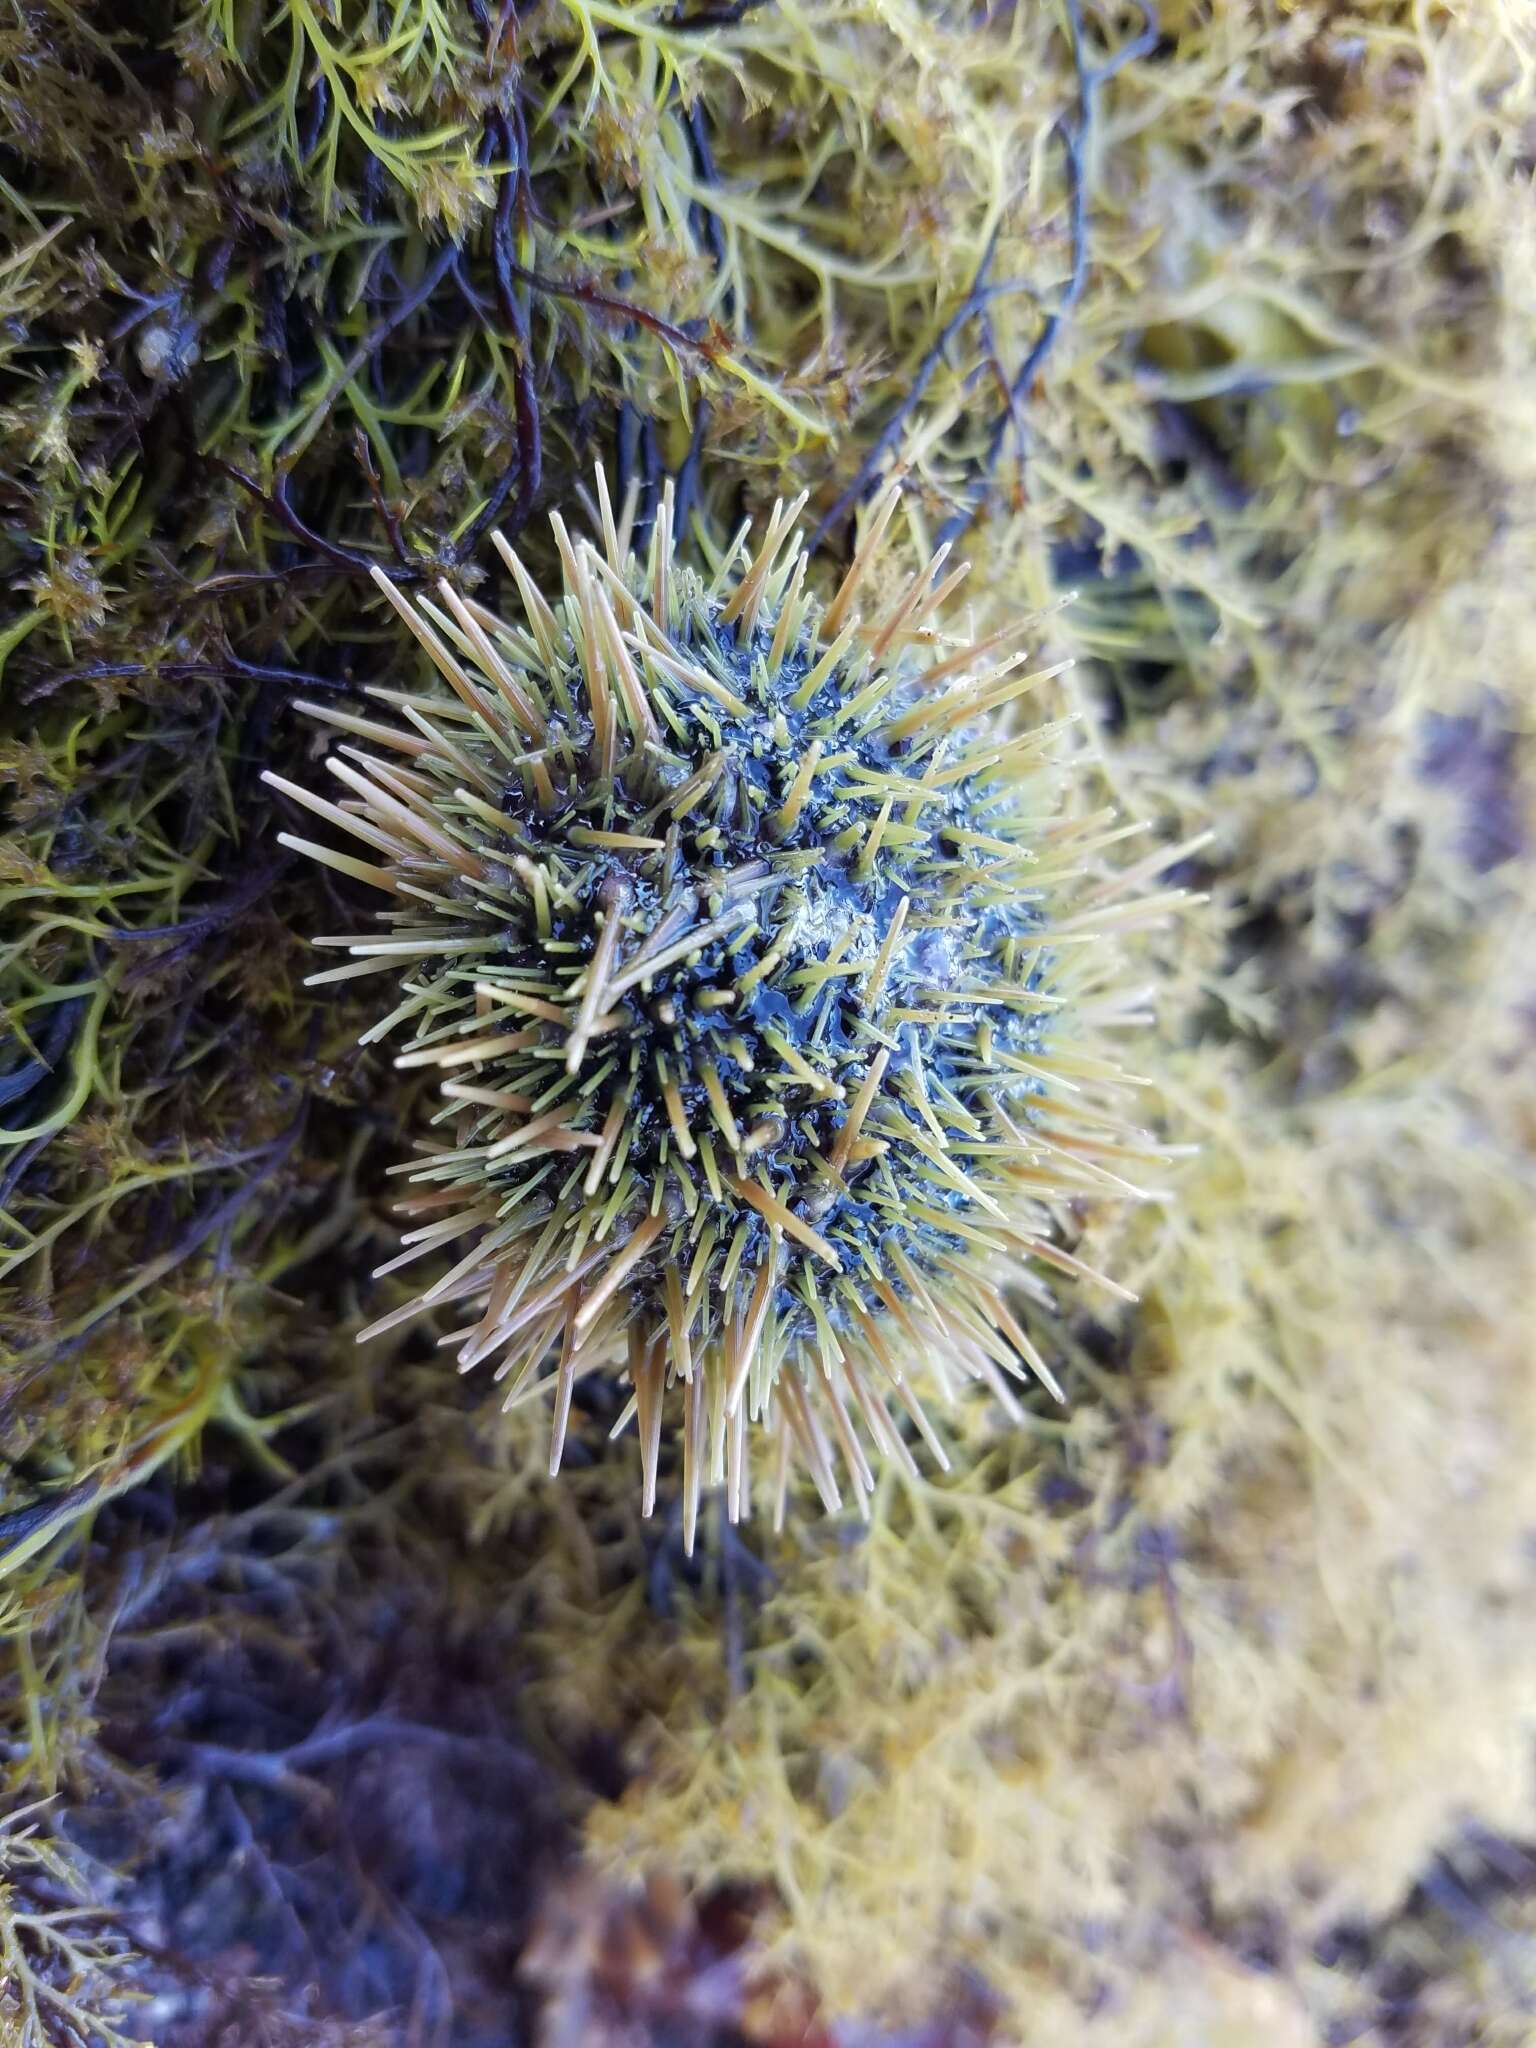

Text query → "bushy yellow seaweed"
[2,1,1535,2043]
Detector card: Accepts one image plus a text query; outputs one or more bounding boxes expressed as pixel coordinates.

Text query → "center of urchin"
[269,474,1147,1546]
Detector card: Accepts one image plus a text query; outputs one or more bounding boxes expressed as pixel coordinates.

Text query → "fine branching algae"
[3,0,1535,2042]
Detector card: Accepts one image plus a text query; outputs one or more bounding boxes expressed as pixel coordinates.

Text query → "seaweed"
[3,1,1536,2043]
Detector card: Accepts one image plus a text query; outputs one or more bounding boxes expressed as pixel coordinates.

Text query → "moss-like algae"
[3,1,1535,2043]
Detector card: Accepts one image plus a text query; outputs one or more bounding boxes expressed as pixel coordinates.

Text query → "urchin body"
[268,478,1153,1545]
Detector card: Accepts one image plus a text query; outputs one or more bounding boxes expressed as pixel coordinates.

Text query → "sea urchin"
[267,476,1172,1546]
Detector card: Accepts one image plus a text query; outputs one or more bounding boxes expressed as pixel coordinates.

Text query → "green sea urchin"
[267,477,1167,1545]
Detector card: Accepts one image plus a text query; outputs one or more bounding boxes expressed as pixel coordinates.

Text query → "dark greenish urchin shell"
[267,475,1160,1545]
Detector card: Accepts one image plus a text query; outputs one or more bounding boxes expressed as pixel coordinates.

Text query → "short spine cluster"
[268,475,1173,1547]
